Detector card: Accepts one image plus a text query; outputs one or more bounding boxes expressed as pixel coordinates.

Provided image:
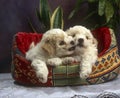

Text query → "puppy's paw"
[31,59,48,83]
[47,58,62,66]
[36,70,48,83]
[62,57,76,64]
[79,68,92,79]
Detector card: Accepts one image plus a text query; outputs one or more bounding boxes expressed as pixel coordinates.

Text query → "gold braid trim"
[89,62,120,79]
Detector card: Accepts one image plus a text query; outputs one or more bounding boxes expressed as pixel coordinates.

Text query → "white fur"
[66,25,98,78]
[26,29,75,83]
[46,58,62,66]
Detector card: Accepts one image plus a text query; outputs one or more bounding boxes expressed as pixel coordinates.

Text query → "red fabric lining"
[16,27,111,57]
[92,27,111,57]
[16,32,43,55]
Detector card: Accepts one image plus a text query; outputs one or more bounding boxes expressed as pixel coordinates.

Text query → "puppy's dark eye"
[72,34,75,37]
[59,41,65,45]
[86,36,89,39]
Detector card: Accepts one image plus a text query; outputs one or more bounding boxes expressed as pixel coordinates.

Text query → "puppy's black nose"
[78,38,84,43]
[70,41,75,45]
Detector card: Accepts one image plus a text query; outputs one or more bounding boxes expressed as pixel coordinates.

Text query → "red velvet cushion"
[92,27,111,57]
[16,27,111,57]
[16,33,43,55]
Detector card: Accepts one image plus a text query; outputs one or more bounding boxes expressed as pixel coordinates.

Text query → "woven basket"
[11,27,120,86]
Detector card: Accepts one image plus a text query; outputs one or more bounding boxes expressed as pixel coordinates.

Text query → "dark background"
[0,0,120,73]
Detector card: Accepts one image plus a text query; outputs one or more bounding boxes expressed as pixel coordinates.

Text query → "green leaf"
[36,8,42,22]
[27,18,37,33]
[50,7,64,29]
[115,0,120,8]
[98,0,106,16]
[68,10,76,19]
[105,1,114,23]
[68,0,83,19]
[40,0,51,29]
[88,0,96,3]
[82,10,97,21]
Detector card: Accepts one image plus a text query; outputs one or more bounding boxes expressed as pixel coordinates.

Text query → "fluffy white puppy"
[26,29,75,83]
[66,25,98,78]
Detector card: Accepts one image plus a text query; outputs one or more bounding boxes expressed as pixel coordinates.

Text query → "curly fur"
[66,25,98,78]
[26,29,75,83]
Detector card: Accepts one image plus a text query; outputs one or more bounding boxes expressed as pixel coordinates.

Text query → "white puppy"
[66,25,98,78]
[26,29,75,83]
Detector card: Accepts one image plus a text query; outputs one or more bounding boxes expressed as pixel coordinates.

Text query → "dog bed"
[11,27,120,86]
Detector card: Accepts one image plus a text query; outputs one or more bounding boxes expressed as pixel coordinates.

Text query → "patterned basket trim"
[11,27,120,86]
[12,46,120,86]
[51,46,120,79]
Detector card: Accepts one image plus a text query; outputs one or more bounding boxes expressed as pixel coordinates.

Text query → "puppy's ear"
[29,42,35,49]
[42,39,55,56]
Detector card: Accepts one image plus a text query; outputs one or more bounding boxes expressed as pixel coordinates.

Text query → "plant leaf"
[88,0,96,3]
[36,8,42,22]
[115,0,120,8]
[68,10,76,19]
[98,0,106,16]
[27,18,37,33]
[105,1,114,23]
[50,7,64,29]
[40,0,51,29]
[68,0,83,19]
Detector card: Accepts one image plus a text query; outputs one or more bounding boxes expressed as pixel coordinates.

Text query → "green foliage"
[39,0,51,30]
[88,0,96,3]
[28,18,37,33]
[98,0,106,16]
[29,0,64,33]
[50,7,64,29]
[68,0,84,19]
[69,0,120,32]
[105,1,114,23]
